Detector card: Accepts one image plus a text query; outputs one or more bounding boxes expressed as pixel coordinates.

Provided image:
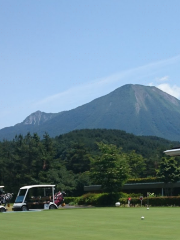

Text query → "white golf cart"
[12,185,58,211]
[0,186,7,212]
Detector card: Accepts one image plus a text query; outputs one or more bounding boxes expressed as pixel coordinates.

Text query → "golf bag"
[54,191,66,206]
[0,193,13,206]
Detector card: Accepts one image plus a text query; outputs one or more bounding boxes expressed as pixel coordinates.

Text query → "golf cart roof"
[20,185,56,190]
[164,148,180,156]
[0,186,4,188]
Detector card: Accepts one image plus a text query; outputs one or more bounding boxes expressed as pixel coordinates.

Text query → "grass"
[1,207,180,240]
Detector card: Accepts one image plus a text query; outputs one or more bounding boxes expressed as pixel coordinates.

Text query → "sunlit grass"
[1,207,180,240]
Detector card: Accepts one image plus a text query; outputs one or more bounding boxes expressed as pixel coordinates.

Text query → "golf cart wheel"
[0,207,6,212]
[21,205,28,211]
[49,204,57,210]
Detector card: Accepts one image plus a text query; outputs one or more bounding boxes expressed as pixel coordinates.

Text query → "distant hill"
[54,128,179,159]
[1,84,180,141]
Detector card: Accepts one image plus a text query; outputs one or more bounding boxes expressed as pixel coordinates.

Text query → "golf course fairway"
[0,207,180,240]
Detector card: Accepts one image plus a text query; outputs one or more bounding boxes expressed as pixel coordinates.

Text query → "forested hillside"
[0,129,179,196]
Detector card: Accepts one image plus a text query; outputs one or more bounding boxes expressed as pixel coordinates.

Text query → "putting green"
[1,207,180,240]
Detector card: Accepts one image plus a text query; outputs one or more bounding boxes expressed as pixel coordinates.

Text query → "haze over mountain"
[1,84,180,141]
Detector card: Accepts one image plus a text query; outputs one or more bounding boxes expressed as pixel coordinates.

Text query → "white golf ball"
[141,216,145,220]
[115,202,120,207]
[147,207,149,210]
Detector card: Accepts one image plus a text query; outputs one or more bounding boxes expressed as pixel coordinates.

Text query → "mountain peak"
[1,84,180,141]
[23,111,55,126]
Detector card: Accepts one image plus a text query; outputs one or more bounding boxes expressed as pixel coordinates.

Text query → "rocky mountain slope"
[1,84,180,141]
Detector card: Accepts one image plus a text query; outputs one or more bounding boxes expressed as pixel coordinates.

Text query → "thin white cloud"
[34,55,180,111]
[33,73,124,109]
[156,83,180,99]
[155,76,169,82]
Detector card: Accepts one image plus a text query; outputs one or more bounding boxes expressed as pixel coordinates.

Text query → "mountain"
[1,84,180,141]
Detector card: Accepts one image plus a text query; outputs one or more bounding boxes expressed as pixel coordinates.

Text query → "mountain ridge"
[1,84,180,141]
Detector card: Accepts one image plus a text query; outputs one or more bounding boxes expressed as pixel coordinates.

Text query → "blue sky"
[1,0,180,129]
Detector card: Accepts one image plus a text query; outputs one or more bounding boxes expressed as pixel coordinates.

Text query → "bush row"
[120,196,180,206]
[65,193,123,206]
[127,177,163,184]
[65,194,180,207]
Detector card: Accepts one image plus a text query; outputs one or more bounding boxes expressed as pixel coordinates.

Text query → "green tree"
[47,164,76,195]
[157,157,180,183]
[127,150,146,178]
[41,132,55,171]
[157,156,180,196]
[90,142,129,193]
[75,171,91,196]
[65,143,91,174]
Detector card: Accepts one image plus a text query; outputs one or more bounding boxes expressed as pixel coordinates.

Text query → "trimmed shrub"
[64,197,78,204]
[120,196,180,206]
[66,194,180,207]
[127,177,163,184]
[73,192,124,206]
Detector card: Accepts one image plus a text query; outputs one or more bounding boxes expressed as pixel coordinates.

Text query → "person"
[128,197,131,207]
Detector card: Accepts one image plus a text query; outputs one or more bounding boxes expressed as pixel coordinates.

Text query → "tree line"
[0,129,180,196]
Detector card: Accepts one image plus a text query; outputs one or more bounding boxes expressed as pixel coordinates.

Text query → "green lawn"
[1,207,180,240]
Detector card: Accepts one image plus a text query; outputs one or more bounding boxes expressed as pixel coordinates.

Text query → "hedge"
[65,195,180,207]
[65,193,123,206]
[127,177,163,184]
[120,196,180,206]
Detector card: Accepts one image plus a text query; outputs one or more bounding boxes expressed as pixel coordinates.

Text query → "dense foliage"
[90,143,129,193]
[157,157,180,183]
[0,129,179,196]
